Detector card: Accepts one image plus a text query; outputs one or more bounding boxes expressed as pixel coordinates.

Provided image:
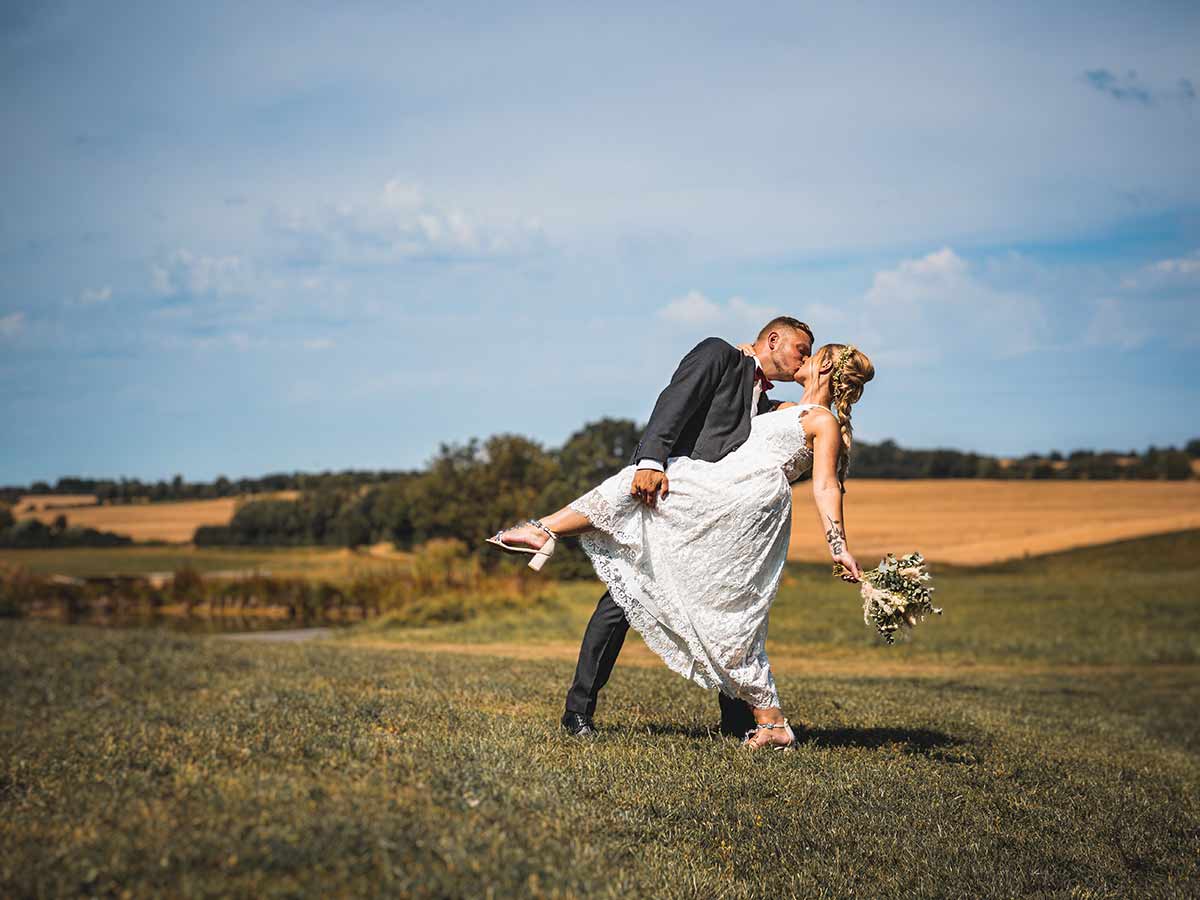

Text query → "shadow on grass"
[610,722,723,740]
[609,722,977,762]
[802,725,980,763]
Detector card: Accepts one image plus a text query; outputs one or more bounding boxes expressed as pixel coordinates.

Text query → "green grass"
[356,530,1200,667]
[2,532,1199,897]
[0,545,393,579]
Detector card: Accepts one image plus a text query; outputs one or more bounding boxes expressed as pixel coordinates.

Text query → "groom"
[562,316,815,738]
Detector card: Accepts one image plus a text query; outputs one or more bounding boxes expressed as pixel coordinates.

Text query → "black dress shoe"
[561,712,597,737]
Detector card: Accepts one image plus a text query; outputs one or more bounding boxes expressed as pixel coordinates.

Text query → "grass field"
[2,531,1198,897]
[0,544,404,580]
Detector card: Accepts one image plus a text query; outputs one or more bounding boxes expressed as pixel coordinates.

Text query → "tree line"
[188,421,1199,570]
[0,508,132,549]
[853,439,1198,480]
[0,469,413,506]
[195,419,644,578]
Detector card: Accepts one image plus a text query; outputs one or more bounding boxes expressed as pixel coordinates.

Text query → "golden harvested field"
[11,482,1200,564]
[788,478,1200,565]
[17,492,299,543]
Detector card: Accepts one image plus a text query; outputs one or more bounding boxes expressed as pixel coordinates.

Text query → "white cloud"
[1121,249,1200,289]
[78,285,112,304]
[0,312,24,337]
[658,291,780,330]
[729,296,772,325]
[865,247,968,306]
[1084,298,1152,350]
[860,247,1047,362]
[178,330,256,352]
[269,178,546,265]
[659,290,722,324]
[1150,251,1200,277]
[151,250,249,297]
[381,179,425,211]
[302,338,334,351]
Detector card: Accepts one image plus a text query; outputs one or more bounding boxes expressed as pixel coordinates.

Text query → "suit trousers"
[565,590,759,736]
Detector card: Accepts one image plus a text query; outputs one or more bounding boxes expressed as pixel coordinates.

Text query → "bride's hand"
[832,550,863,582]
[735,342,756,357]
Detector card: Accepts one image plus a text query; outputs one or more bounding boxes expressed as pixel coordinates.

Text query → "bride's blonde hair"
[816,343,875,492]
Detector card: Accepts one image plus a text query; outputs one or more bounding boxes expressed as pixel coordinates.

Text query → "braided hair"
[819,344,875,492]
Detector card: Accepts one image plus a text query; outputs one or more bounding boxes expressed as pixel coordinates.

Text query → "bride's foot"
[493,522,550,552]
[486,519,559,571]
[743,719,798,751]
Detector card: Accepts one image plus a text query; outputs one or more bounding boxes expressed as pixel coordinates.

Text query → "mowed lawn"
[2,533,1198,898]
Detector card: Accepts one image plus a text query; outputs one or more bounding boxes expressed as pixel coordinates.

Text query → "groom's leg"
[564,590,629,718]
[718,692,757,738]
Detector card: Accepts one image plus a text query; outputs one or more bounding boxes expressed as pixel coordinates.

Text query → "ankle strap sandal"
[743,719,798,751]
[485,519,559,572]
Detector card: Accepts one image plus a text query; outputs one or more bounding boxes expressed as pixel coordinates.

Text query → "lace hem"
[570,487,782,709]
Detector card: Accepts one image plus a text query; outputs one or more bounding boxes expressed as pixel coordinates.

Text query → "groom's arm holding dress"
[631,337,780,506]
[629,337,735,507]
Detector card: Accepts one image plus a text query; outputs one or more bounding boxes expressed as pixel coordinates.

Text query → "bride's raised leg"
[491,506,594,552]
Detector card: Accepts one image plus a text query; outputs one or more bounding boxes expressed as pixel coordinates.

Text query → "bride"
[489,343,875,750]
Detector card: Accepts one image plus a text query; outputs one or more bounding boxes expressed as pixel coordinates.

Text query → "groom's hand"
[631,469,669,508]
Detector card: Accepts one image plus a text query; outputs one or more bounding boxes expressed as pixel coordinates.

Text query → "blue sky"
[2,1,1198,484]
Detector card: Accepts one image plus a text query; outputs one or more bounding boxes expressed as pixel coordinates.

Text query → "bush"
[170,568,206,610]
[410,538,472,593]
[0,517,132,549]
[193,525,233,546]
[0,566,39,617]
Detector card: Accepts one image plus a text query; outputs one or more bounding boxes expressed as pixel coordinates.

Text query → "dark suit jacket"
[633,337,780,467]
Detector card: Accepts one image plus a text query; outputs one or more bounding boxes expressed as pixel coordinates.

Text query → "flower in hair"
[831,344,856,403]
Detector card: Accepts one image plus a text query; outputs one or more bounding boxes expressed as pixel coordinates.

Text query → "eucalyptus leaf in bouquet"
[834,552,941,644]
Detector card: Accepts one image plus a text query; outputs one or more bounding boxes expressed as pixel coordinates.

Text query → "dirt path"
[221,627,337,643]
[341,638,1197,681]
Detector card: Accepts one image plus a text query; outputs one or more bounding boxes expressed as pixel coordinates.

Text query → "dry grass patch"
[789,478,1200,564]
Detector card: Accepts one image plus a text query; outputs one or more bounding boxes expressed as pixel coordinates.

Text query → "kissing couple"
[489,317,875,751]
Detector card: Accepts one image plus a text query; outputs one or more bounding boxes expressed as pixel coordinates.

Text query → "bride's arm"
[805,410,863,581]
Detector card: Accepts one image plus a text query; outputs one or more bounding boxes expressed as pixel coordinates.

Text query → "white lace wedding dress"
[569,403,824,710]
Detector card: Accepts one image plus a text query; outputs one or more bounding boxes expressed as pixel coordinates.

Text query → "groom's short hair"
[757,316,813,344]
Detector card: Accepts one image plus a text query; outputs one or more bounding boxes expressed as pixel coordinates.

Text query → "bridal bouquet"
[834,552,941,644]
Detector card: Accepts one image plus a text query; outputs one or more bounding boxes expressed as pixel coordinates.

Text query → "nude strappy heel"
[485,519,558,571]
[743,719,798,751]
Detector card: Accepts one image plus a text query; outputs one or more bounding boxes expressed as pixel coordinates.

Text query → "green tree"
[1164,450,1193,480]
[370,478,417,547]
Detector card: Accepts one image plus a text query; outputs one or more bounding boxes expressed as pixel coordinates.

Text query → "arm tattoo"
[824,514,846,556]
